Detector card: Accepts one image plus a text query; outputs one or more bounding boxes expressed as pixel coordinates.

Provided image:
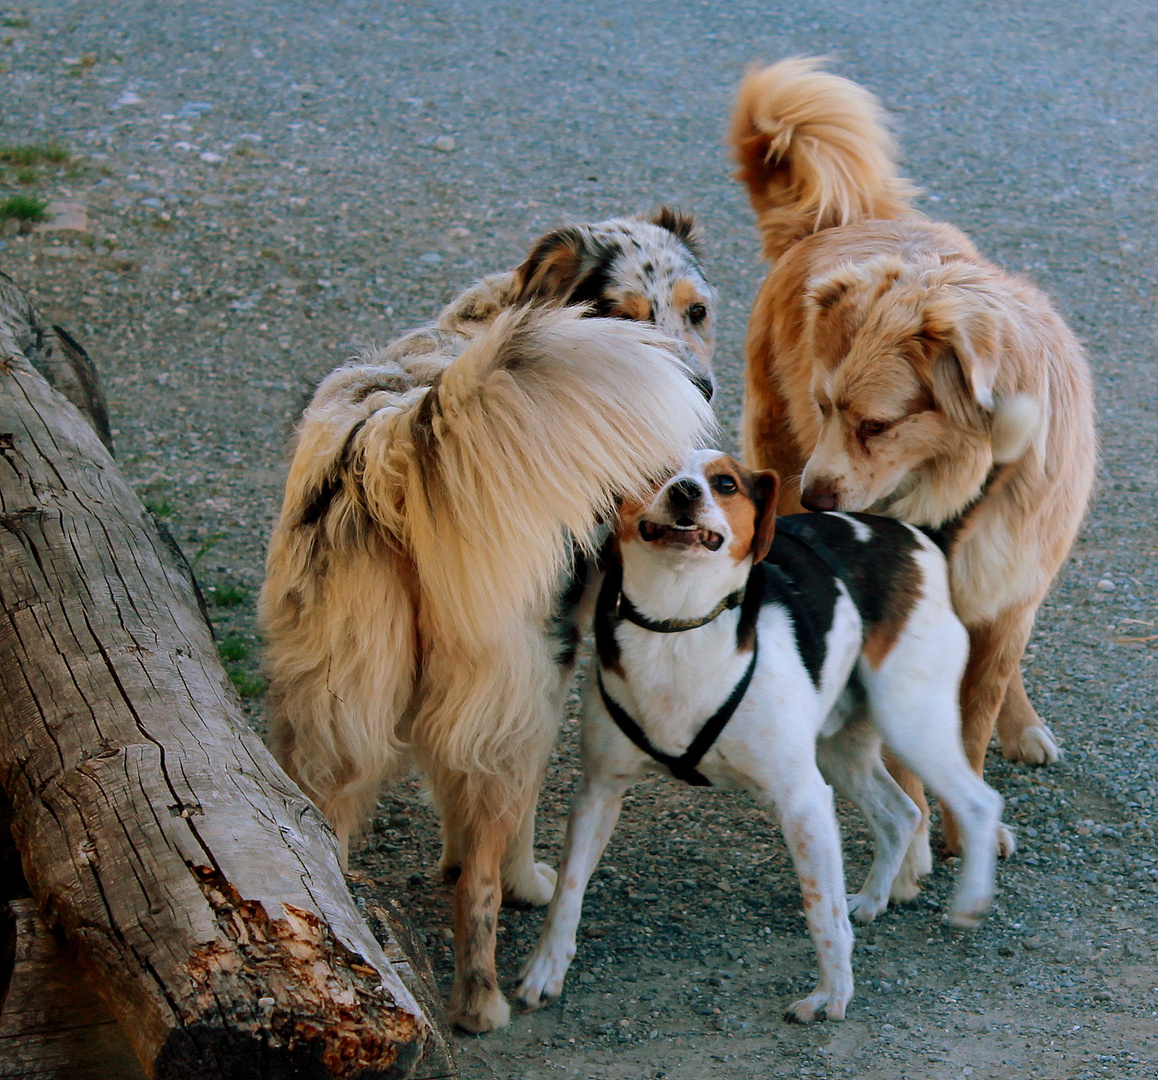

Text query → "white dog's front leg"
[764,775,855,1022]
[517,772,632,1009]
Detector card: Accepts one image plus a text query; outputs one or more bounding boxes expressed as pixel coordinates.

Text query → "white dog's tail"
[730,57,920,261]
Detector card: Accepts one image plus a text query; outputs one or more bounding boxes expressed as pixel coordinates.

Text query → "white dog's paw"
[517,946,573,1010]
[847,891,887,925]
[1003,723,1059,766]
[946,890,994,930]
[505,861,558,907]
[997,822,1017,859]
[784,986,849,1023]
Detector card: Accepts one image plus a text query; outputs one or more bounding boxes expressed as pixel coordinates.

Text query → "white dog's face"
[618,449,779,568]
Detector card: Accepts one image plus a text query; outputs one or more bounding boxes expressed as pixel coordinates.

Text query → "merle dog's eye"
[711,473,738,495]
[687,302,708,324]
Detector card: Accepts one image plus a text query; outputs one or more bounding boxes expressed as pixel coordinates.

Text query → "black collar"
[615,584,747,634]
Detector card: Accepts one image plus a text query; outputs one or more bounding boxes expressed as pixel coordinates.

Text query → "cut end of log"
[169,866,426,1079]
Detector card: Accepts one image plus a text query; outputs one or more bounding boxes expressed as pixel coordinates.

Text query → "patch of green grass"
[218,636,249,663]
[228,669,267,698]
[1,16,30,28]
[15,167,36,184]
[190,533,224,567]
[208,582,249,607]
[0,194,48,223]
[143,498,175,518]
[0,141,70,166]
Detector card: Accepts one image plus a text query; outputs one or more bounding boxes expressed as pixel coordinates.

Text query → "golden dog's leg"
[740,371,807,514]
[447,791,517,1033]
[942,619,1021,856]
[996,630,1059,766]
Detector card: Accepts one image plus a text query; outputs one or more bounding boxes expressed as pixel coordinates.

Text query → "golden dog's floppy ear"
[920,264,1020,412]
[751,469,780,564]
[511,226,589,302]
[920,268,1044,462]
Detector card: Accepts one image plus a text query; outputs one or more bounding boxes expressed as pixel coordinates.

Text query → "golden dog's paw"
[451,987,511,1034]
[1002,723,1059,765]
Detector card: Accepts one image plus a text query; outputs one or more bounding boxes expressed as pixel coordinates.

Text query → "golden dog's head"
[798,256,1042,527]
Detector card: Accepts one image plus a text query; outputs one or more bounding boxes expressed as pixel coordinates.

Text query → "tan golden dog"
[731,59,1095,867]
[260,211,717,1031]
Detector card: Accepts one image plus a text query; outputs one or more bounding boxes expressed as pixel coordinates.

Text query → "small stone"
[433,135,457,152]
[33,201,88,235]
[578,971,596,984]
[1096,578,1116,591]
[200,152,224,164]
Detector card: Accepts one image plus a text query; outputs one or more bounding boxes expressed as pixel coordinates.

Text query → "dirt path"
[2,2,1156,1077]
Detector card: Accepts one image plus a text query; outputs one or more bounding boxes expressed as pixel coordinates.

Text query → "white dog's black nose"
[665,477,703,516]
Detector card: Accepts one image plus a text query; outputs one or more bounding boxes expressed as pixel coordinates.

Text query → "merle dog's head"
[511,208,717,399]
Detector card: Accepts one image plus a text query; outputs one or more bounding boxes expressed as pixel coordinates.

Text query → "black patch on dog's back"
[764,514,926,681]
[759,530,841,686]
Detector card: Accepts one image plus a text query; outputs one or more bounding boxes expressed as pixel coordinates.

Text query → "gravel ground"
[2,2,1156,1078]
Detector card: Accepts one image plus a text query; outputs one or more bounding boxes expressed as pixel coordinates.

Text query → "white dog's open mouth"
[638,518,724,551]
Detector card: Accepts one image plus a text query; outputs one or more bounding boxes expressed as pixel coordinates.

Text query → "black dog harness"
[596,517,853,787]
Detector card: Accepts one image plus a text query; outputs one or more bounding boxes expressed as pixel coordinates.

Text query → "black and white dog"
[518,449,1004,1022]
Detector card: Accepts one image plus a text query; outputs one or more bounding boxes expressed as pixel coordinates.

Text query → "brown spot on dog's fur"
[862,554,924,668]
[611,293,652,323]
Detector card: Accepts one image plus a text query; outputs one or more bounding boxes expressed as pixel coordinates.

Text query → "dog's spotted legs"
[750,765,854,1023]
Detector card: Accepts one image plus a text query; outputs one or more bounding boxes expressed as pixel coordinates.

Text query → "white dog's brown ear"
[751,469,780,564]
[512,226,588,302]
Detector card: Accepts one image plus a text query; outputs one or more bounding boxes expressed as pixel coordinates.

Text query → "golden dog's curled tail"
[390,305,716,647]
[730,57,920,260]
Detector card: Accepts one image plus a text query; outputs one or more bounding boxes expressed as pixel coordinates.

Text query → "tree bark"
[0,278,458,1079]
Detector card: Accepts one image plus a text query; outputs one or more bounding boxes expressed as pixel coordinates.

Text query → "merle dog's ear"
[511,226,588,302]
[751,469,780,564]
[649,206,703,255]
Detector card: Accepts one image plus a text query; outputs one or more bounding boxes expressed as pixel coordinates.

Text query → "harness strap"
[773,516,853,588]
[597,637,759,787]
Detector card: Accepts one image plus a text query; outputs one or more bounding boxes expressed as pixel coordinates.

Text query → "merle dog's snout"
[665,477,703,513]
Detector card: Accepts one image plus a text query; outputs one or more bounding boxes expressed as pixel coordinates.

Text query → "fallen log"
[0,276,458,1079]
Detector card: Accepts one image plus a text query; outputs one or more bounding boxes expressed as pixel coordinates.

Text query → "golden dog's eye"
[687,302,708,324]
[817,401,831,418]
[710,473,738,495]
[859,419,892,439]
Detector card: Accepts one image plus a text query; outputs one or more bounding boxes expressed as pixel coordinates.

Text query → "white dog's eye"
[710,473,738,495]
[687,302,708,325]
